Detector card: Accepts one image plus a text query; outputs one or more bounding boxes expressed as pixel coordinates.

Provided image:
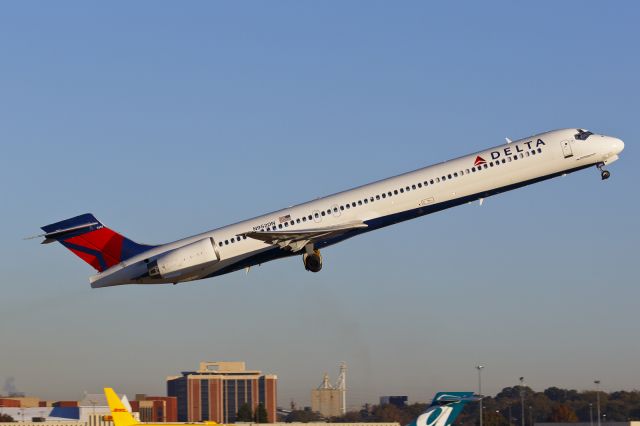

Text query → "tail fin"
[407,392,477,426]
[40,214,154,272]
[104,388,138,426]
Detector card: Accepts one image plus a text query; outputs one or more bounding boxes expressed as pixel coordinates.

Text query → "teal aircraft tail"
[407,392,477,426]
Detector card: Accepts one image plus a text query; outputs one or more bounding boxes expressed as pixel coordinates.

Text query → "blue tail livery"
[39,213,155,272]
[407,392,477,426]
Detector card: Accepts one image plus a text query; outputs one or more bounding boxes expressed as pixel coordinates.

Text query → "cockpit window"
[575,129,594,140]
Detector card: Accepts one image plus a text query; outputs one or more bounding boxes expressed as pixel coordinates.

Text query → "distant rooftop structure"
[379,396,408,408]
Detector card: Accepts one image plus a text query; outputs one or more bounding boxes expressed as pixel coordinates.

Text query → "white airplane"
[36,128,624,288]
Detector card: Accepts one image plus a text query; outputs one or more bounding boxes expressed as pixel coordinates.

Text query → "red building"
[0,399,21,407]
[167,361,277,423]
[132,396,178,422]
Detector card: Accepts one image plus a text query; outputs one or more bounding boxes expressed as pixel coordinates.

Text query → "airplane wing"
[240,221,368,252]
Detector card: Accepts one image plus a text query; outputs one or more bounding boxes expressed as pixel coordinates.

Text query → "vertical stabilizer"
[406,392,476,426]
[104,388,139,426]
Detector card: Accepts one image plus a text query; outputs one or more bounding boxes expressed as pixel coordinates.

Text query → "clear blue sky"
[1,1,639,408]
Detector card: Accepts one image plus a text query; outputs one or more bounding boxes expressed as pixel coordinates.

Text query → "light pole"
[477,365,484,426]
[519,377,525,426]
[589,403,593,426]
[595,380,601,426]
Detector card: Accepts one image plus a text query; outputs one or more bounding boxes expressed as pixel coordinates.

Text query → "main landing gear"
[303,244,323,272]
[597,163,611,180]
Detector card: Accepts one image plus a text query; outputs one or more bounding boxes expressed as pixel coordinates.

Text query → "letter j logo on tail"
[474,156,486,166]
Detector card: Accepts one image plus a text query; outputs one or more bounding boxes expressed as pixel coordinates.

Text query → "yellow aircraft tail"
[104,388,139,426]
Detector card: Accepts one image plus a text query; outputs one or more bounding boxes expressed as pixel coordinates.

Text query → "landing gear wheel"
[601,170,610,180]
[303,249,323,272]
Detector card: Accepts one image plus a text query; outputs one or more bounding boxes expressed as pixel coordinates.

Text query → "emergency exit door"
[561,140,573,158]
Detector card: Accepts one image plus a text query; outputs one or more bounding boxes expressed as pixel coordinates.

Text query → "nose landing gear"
[597,163,611,180]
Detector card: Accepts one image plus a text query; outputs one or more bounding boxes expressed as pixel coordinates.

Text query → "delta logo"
[474,156,486,166]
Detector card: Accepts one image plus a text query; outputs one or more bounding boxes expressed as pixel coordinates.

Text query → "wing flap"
[240,221,367,252]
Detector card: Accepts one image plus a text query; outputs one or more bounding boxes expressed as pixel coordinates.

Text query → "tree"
[0,414,15,422]
[254,403,269,423]
[372,404,407,424]
[286,409,323,423]
[548,404,578,422]
[237,403,253,422]
[484,411,509,426]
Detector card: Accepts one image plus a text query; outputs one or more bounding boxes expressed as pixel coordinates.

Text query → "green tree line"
[285,387,640,424]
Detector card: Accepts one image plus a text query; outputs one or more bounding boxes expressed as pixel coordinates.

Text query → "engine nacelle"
[148,237,219,279]
[303,249,323,273]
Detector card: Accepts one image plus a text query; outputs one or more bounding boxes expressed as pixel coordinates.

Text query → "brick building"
[167,361,277,423]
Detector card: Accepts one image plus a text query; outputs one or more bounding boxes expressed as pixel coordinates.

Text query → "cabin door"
[561,140,573,158]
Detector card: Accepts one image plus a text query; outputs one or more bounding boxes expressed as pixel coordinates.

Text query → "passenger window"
[448,174,452,179]
[346,204,351,208]
[490,162,494,167]
[400,188,404,193]
[519,153,524,158]
[321,211,326,216]
[303,217,307,222]
[412,184,417,190]
[472,167,476,172]
[537,148,542,153]
[364,199,368,204]
[417,183,422,188]
[376,195,381,200]
[453,172,458,177]
[358,200,363,205]
[290,220,295,225]
[513,155,518,160]
[219,242,223,247]
[435,177,440,183]
[382,193,386,198]
[309,215,313,220]
[388,191,392,196]
[225,240,229,245]
[284,223,288,227]
[525,151,530,157]
[352,202,357,207]
[231,238,235,243]
[442,176,447,181]
[314,213,319,218]
[502,159,506,163]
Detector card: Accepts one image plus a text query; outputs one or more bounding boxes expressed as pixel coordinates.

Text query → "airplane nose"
[612,138,625,155]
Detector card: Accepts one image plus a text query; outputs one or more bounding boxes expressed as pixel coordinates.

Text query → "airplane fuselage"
[87,128,624,288]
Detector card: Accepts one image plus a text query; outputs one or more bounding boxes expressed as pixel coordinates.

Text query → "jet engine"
[303,249,322,272]
[147,237,219,279]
